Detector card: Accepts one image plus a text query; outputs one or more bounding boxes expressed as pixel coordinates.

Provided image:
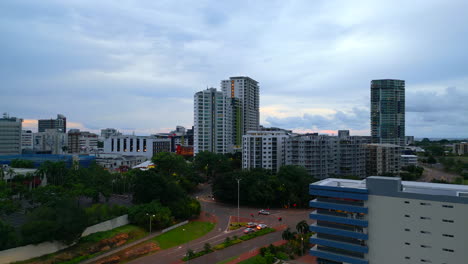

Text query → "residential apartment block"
[33,129,68,154]
[365,143,401,176]
[194,88,233,154]
[68,129,98,154]
[309,176,468,264]
[453,142,468,155]
[242,130,291,172]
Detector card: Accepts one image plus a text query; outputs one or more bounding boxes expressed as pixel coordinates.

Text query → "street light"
[146,213,155,233]
[236,178,241,228]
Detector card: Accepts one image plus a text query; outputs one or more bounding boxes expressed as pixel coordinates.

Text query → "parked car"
[258,209,270,215]
[244,227,256,234]
[246,222,258,228]
[256,224,267,230]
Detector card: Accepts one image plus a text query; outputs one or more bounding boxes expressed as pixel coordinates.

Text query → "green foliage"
[167,197,201,220]
[212,165,316,208]
[400,165,424,181]
[203,242,212,253]
[128,201,173,231]
[281,227,296,241]
[152,221,214,249]
[0,220,19,250]
[21,198,87,244]
[193,151,233,180]
[152,152,188,176]
[84,203,128,226]
[10,159,35,168]
[296,220,309,234]
[427,155,437,164]
[132,169,186,204]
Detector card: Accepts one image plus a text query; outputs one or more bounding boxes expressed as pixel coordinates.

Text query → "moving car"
[258,209,270,215]
[244,227,255,234]
[256,224,267,230]
[246,222,258,228]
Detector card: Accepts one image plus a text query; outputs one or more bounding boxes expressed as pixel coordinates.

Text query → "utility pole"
[146,213,155,233]
[236,178,241,227]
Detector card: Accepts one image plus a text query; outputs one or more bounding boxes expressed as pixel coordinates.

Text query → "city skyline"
[1,1,468,138]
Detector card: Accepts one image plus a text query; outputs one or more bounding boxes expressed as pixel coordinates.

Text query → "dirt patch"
[193,211,217,223]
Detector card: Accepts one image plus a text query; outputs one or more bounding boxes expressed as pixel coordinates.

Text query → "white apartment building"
[0,114,22,155]
[67,129,98,154]
[310,176,468,264]
[104,135,169,158]
[221,76,260,139]
[242,130,291,172]
[194,88,233,154]
[34,129,68,154]
[401,154,418,167]
[21,130,34,151]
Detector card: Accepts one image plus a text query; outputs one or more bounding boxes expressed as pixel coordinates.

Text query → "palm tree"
[296,220,309,234]
[281,227,296,241]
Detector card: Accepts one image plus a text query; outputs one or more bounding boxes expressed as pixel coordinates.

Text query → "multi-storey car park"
[309,176,468,264]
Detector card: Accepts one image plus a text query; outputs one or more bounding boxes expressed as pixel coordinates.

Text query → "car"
[256,224,267,230]
[246,222,258,228]
[258,209,270,215]
[244,228,255,234]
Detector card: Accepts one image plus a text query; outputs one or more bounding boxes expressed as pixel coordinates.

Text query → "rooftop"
[313,176,468,197]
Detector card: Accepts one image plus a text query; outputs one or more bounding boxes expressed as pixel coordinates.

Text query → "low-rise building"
[0,114,22,155]
[34,129,68,154]
[93,153,147,172]
[68,129,98,154]
[453,142,468,155]
[310,176,468,264]
[21,130,34,152]
[401,154,418,167]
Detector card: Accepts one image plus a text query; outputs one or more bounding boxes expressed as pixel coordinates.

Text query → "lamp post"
[301,236,304,256]
[236,178,241,227]
[146,213,155,233]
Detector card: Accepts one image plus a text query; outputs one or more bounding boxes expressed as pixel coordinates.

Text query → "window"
[405,242,411,245]
[442,248,454,252]
[442,205,454,208]
[405,256,410,259]
[404,215,410,218]
[442,234,454,238]
[404,201,410,204]
[405,228,411,231]
[442,219,454,223]
[420,202,431,206]
[420,217,431,220]
[420,245,431,248]
[420,260,432,263]
[420,231,431,234]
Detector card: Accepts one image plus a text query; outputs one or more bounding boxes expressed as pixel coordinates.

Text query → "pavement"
[123,184,314,264]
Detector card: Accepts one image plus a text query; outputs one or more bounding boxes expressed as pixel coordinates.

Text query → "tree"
[152,152,188,176]
[0,220,18,250]
[203,242,212,253]
[296,220,309,234]
[21,198,87,244]
[282,228,296,241]
[277,165,315,207]
[128,201,172,231]
[132,169,186,204]
[427,156,437,164]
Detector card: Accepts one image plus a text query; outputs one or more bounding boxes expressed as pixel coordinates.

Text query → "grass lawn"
[238,255,265,264]
[152,221,215,249]
[217,255,239,264]
[463,179,468,185]
[14,225,146,264]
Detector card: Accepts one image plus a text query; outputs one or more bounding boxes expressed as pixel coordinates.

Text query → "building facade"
[365,143,401,176]
[338,136,371,178]
[286,134,339,179]
[21,130,34,151]
[453,142,468,155]
[104,135,159,158]
[401,154,418,167]
[194,88,233,154]
[68,129,98,154]
[242,130,291,172]
[38,114,66,133]
[0,114,22,155]
[310,176,468,264]
[370,79,405,146]
[152,138,171,154]
[221,76,260,141]
[101,128,121,139]
[33,129,68,154]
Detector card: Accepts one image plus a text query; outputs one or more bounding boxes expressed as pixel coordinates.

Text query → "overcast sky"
[1,0,467,138]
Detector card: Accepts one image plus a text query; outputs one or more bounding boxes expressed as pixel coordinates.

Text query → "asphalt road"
[127,184,312,264]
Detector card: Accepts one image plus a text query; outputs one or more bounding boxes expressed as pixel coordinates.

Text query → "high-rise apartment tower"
[370,79,405,146]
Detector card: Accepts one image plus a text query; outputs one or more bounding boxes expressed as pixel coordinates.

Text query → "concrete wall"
[82,214,129,237]
[366,195,468,264]
[0,214,129,264]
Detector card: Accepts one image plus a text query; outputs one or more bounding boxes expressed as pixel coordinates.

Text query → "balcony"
[310,211,368,227]
[309,223,368,240]
[310,184,368,194]
[310,199,368,214]
[310,235,368,253]
[310,245,368,264]
[310,189,368,201]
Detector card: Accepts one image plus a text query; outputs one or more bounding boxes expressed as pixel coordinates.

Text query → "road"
[127,184,312,264]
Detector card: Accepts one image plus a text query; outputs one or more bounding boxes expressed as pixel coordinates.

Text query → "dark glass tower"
[370,79,405,146]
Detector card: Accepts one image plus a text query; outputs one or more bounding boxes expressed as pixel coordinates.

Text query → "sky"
[1,0,467,138]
